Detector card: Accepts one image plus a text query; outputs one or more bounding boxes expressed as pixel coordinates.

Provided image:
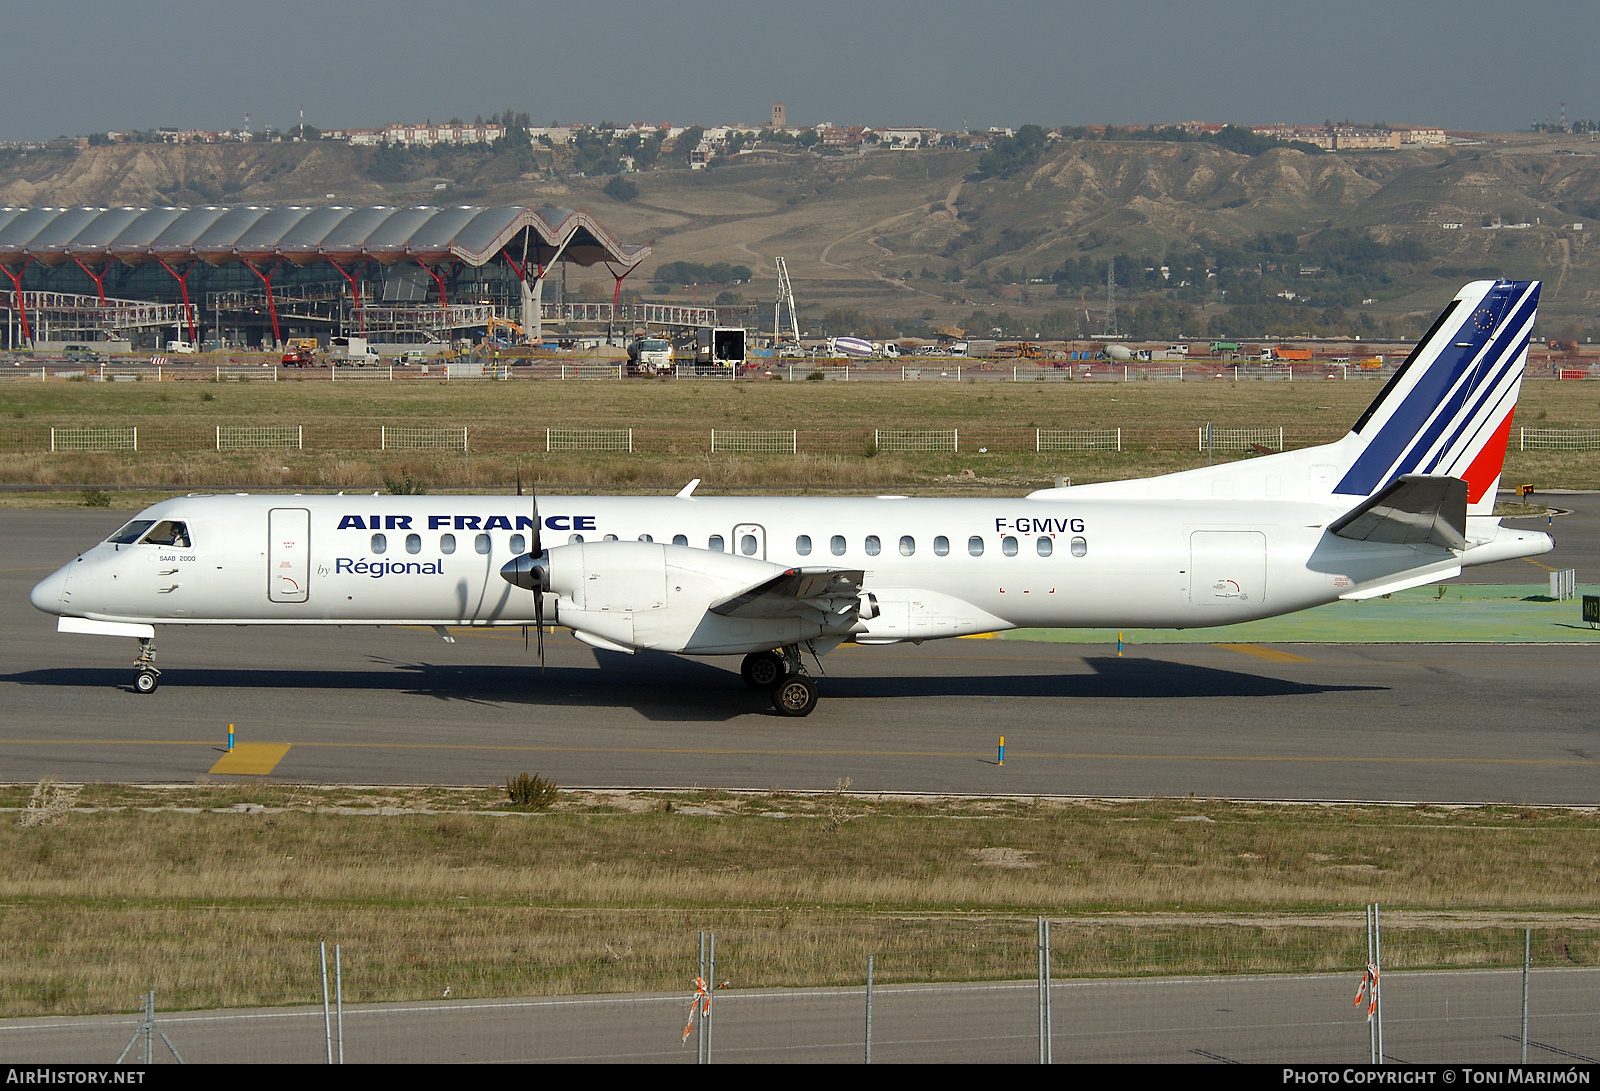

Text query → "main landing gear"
[133,636,161,694]
[740,646,819,717]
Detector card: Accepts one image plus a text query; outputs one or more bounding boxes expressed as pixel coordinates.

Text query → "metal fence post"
[298,425,303,451]
[865,954,874,1064]
[321,940,333,1064]
[1116,427,1122,453]
[1037,916,1046,1063]
[132,426,137,453]
[1374,904,1384,1064]
[1522,928,1531,1063]
[216,425,221,452]
[335,944,344,1064]
[697,932,707,1065]
[707,931,716,1064]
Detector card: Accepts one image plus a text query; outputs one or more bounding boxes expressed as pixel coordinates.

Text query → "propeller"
[499,486,548,669]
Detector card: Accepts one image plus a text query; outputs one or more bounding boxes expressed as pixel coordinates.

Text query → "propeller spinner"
[499,490,549,666]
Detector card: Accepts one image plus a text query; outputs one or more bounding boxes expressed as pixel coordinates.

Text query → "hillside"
[2,133,1596,337]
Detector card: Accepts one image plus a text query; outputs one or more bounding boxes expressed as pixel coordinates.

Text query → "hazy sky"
[7,1,1596,140]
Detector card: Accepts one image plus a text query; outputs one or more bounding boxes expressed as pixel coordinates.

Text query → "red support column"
[0,260,32,344]
[607,263,635,343]
[153,256,200,348]
[416,259,452,307]
[73,258,114,305]
[240,259,282,347]
[327,260,366,333]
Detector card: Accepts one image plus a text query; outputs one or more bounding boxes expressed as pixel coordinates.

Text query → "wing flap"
[710,567,865,619]
[1328,474,1467,551]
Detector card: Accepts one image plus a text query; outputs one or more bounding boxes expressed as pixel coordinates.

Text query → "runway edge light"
[228,724,234,751]
[998,736,1004,765]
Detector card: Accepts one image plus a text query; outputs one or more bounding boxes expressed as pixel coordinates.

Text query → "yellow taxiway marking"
[6,739,1596,768]
[207,743,291,776]
[1215,643,1313,663]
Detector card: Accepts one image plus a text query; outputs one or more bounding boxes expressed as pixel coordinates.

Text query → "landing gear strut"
[133,636,160,694]
[767,644,819,717]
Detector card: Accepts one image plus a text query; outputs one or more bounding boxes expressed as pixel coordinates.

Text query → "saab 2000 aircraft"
[30,280,1553,716]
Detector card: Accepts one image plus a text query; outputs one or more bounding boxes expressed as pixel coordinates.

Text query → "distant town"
[15,102,1599,163]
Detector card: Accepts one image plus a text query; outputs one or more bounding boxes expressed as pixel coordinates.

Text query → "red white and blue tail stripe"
[1334,280,1538,515]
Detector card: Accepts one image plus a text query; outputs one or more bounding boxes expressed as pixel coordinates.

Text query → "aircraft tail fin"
[1334,280,1538,514]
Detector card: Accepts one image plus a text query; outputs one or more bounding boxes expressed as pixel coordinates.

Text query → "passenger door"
[268,508,311,603]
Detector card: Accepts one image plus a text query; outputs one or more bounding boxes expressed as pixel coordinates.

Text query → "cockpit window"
[139,521,191,548]
[106,520,155,545]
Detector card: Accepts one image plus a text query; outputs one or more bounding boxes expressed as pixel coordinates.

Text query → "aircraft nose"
[29,564,70,615]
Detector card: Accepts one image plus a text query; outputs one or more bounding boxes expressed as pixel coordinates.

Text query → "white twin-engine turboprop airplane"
[31,280,1552,716]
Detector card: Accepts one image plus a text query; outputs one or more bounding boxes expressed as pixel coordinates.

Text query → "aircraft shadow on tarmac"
[1,653,1379,721]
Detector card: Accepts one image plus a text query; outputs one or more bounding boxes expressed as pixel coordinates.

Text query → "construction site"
[0,204,722,357]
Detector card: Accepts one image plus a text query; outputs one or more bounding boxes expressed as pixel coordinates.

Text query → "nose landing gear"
[133,636,160,694]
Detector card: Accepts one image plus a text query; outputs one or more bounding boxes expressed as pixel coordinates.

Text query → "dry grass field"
[1,376,1596,496]
[1,784,1596,1014]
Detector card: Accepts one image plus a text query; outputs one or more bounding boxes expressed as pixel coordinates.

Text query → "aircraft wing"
[1329,474,1468,551]
[710,567,866,619]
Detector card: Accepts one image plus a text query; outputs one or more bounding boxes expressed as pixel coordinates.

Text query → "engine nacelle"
[505,541,841,654]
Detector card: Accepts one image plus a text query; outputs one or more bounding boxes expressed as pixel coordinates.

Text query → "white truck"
[329,336,382,365]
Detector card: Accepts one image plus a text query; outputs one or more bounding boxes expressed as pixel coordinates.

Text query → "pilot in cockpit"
[142,521,190,548]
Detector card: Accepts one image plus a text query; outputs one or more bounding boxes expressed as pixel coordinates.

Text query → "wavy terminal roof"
[0,204,648,271]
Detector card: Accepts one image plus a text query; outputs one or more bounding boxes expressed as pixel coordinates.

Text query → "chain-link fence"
[217,425,302,451]
[1037,428,1122,453]
[710,430,797,455]
[1,916,1594,1064]
[1520,428,1600,451]
[875,429,959,454]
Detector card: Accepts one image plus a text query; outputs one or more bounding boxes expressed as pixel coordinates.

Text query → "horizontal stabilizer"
[1328,474,1467,551]
[711,567,864,619]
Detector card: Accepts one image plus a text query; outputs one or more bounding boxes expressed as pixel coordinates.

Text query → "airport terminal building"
[0,204,650,351]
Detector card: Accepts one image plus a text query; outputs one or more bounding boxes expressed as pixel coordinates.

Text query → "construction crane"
[773,257,801,350]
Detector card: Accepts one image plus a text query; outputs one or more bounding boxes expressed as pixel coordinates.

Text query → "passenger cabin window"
[1036,536,1053,557]
[141,521,191,548]
[796,534,812,556]
[830,535,846,556]
[475,533,492,555]
[638,534,653,543]
[709,535,725,553]
[740,533,758,556]
[672,534,688,547]
[899,535,915,557]
[371,533,387,554]
[934,535,950,556]
[405,533,422,555]
[603,534,619,542]
[864,535,881,556]
[440,533,456,555]
[510,533,527,554]
[1070,536,1088,558]
[1002,536,1019,556]
[569,534,584,544]
[107,520,155,545]
[968,536,984,556]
